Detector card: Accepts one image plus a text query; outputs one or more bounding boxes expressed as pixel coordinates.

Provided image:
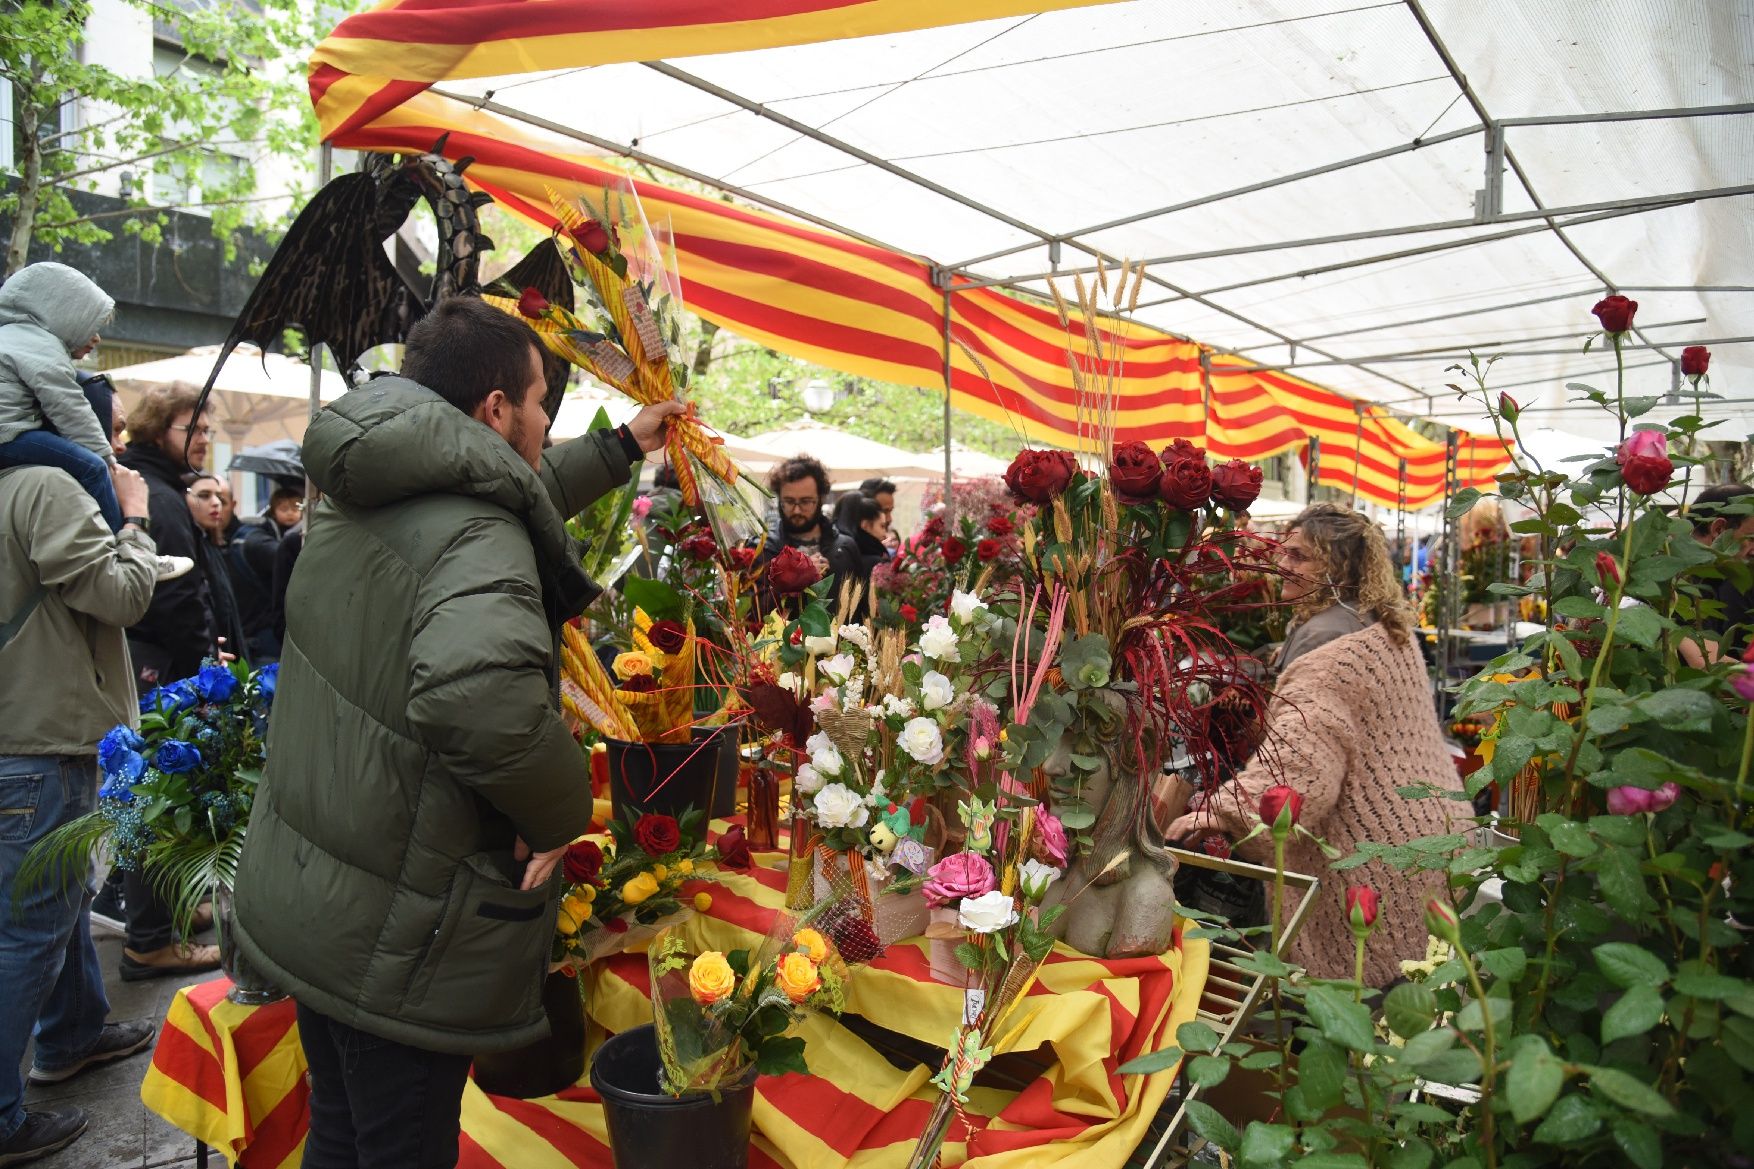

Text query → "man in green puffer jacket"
[232,297,679,1168]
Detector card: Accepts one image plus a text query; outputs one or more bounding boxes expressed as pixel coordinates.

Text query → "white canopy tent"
[418,0,1750,446]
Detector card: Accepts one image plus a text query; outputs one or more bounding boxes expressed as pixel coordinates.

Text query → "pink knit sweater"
[1202,621,1464,986]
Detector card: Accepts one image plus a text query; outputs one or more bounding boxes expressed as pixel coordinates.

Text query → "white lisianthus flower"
[811,743,844,778]
[838,624,872,652]
[918,615,960,662]
[813,783,870,830]
[918,670,955,712]
[821,653,856,684]
[958,890,1019,934]
[804,634,837,656]
[1018,859,1062,902]
[949,590,988,625]
[899,717,945,765]
[882,694,917,720]
[777,671,802,695]
[794,763,824,795]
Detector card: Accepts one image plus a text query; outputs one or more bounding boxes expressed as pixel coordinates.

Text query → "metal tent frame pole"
[940,278,954,522]
[306,140,334,527]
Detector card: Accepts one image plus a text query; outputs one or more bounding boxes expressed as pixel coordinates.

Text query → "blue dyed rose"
[98,726,145,774]
[97,777,136,805]
[254,662,278,704]
[153,741,202,774]
[140,681,198,715]
[192,663,238,704]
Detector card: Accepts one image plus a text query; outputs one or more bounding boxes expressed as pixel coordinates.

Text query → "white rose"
[1019,859,1062,902]
[821,653,856,684]
[919,615,960,662]
[882,694,917,720]
[805,731,834,756]
[804,634,837,656]
[811,743,844,777]
[958,889,1019,934]
[777,671,802,695]
[813,782,870,830]
[919,670,955,712]
[838,624,872,652]
[794,763,824,795]
[950,590,987,625]
[899,716,945,765]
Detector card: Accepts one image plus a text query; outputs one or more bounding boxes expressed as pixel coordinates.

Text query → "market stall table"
[142,845,1209,1168]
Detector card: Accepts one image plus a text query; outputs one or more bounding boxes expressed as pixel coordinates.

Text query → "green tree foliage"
[2,0,336,274]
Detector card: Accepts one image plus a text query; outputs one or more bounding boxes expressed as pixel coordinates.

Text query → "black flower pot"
[471,971,586,1098]
[607,727,735,822]
[591,1024,755,1169]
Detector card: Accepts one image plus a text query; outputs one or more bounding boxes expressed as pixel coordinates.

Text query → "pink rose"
[1616,430,1673,497]
[1031,812,1069,867]
[922,851,996,908]
[1605,783,1679,816]
[631,496,653,520]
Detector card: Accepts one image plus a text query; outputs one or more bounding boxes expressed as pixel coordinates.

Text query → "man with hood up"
[0,263,128,535]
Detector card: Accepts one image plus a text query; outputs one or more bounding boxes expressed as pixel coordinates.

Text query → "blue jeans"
[0,755,109,1141]
[0,430,122,532]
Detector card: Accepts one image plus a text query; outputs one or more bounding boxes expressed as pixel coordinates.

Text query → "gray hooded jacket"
[0,262,116,461]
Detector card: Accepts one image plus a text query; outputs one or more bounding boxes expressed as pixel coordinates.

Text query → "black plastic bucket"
[471,971,587,1098]
[607,727,734,822]
[590,1023,755,1169]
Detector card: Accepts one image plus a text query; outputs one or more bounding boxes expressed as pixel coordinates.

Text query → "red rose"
[986,514,1014,536]
[1591,294,1637,334]
[766,545,820,594]
[1345,886,1379,934]
[715,824,752,871]
[571,218,611,255]
[1616,430,1672,496]
[562,840,603,885]
[516,286,550,319]
[647,619,687,655]
[976,537,1001,561]
[604,917,629,934]
[1259,783,1303,831]
[1210,460,1264,511]
[634,813,681,856]
[1681,345,1710,377]
[728,545,757,570]
[1595,551,1620,586]
[1158,457,1212,511]
[681,533,718,561]
[941,537,967,565]
[899,603,918,623]
[1159,438,1205,466]
[1003,448,1077,503]
[1108,440,1163,502]
[921,515,945,541]
[619,674,657,693]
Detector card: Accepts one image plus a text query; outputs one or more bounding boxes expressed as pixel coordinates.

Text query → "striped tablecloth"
[142,851,1207,1168]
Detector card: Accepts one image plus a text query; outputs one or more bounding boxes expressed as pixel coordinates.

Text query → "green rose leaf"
[1175,1020,1221,1054]
[752,1034,809,1077]
[1383,982,1439,1039]
[1594,942,1670,989]
[1304,984,1376,1052]
[1117,1045,1182,1076]
[1186,1053,1231,1089]
[1237,1121,1296,1168]
[1398,1028,1457,1066]
[1610,1116,1663,1169]
[1183,1100,1240,1152]
[1507,1039,1566,1125]
[1601,985,1666,1046]
[1297,1038,1346,1112]
[1587,1066,1677,1117]
[1534,1092,1601,1144]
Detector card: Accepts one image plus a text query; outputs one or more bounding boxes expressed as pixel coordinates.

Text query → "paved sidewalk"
[17,926,224,1169]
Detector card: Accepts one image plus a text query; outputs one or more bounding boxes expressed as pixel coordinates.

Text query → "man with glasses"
[758,454,862,613]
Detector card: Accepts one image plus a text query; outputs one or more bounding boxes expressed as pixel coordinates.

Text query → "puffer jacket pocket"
[403,851,555,1035]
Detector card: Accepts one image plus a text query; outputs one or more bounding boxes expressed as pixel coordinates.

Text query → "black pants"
[100,866,176,953]
[296,1002,473,1169]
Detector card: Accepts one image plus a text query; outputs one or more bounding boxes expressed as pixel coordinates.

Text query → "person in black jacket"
[108,380,222,981]
[225,485,300,663]
[756,454,863,617]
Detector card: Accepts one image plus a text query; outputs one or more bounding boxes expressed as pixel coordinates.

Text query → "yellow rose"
[775,952,821,1004]
[577,883,597,903]
[693,892,713,912]
[556,905,584,937]
[676,859,694,875]
[612,651,654,681]
[689,951,736,1005]
[621,872,660,906]
[562,892,593,921]
[792,928,828,964]
[652,864,669,883]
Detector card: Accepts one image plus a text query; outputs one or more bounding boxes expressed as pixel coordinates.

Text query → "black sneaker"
[0,1107,88,1166]
[27,1021,155,1085]
[88,883,125,937]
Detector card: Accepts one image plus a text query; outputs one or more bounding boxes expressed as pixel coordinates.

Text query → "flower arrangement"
[551,809,751,972]
[648,913,852,1092]
[873,483,1029,628]
[25,660,276,936]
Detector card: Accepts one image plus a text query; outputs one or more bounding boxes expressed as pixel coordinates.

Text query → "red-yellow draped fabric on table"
[304,0,1512,508]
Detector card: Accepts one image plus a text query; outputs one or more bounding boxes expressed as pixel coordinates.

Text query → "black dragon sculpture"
[192,136,577,434]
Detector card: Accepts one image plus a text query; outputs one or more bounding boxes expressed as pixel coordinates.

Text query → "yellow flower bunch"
[621,872,661,906]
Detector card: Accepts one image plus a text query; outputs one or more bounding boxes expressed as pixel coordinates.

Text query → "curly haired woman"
[1169,503,1462,986]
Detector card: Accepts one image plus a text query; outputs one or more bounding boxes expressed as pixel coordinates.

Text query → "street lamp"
[801,378,835,413]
